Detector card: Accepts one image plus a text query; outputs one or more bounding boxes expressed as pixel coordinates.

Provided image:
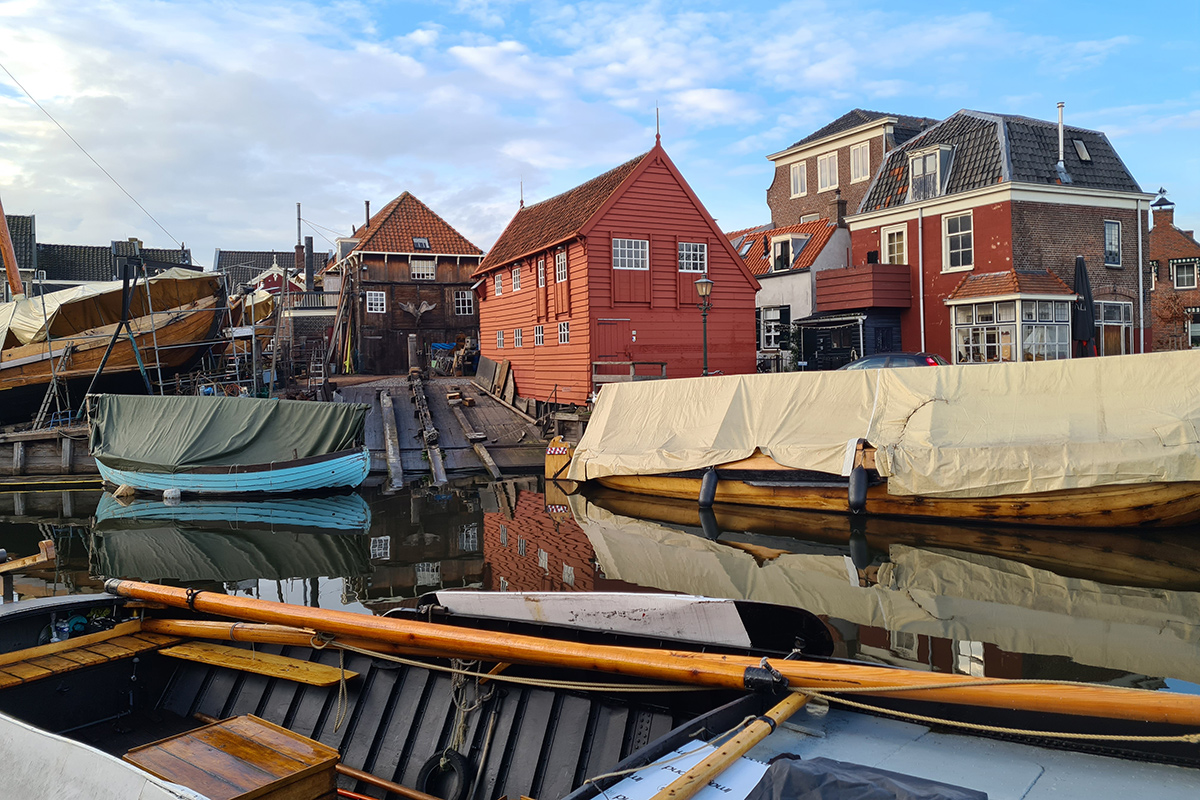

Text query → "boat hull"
[95,446,371,494]
[595,473,1200,528]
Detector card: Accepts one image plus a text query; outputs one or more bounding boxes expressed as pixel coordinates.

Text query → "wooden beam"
[0,540,55,576]
[157,641,359,686]
[60,437,73,475]
[12,442,24,476]
[379,391,404,493]
[451,406,501,479]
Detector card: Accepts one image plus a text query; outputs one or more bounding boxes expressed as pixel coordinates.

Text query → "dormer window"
[908,145,953,202]
[771,235,810,272]
[413,237,430,250]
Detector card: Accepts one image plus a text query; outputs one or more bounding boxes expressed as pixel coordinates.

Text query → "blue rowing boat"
[94,447,371,494]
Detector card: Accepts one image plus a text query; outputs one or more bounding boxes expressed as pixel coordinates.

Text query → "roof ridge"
[521,151,650,211]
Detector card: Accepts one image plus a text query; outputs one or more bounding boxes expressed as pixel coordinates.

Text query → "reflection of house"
[1149,193,1200,350]
[475,141,760,407]
[483,483,597,592]
[325,193,483,374]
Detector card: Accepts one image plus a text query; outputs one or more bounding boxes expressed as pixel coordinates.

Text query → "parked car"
[837,352,948,370]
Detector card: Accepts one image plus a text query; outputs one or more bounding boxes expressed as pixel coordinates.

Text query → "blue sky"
[1,0,1197,267]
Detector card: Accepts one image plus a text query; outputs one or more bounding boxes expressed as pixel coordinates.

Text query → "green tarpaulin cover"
[89,394,369,473]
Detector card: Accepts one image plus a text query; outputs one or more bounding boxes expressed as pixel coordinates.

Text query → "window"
[799,213,820,223]
[1190,309,1200,349]
[850,142,870,183]
[514,328,523,347]
[365,290,386,313]
[943,212,973,271]
[770,236,809,272]
[499,524,508,547]
[454,290,474,316]
[458,522,478,551]
[410,258,435,280]
[882,225,906,264]
[496,330,504,348]
[537,548,548,571]
[761,307,784,349]
[499,577,508,592]
[678,242,707,272]
[494,274,502,296]
[910,151,939,201]
[558,321,570,344]
[955,641,985,677]
[562,563,575,586]
[555,250,568,281]
[1095,300,1134,356]
[612,239,648,270]
[511,266,521,291]
[370,536,390,560]
[415,562,440,586]
[537,258,545,287]
[1072,139,1092,162]
[412,236,431,250]
[789,161,807,197]
[1175,259,1198,290]
[817,152,838,192]
[534,324,544,346]
[517,538,526,556]
[952,299,1070,364]
[737,239,753,258]
[1104,220,1121,267]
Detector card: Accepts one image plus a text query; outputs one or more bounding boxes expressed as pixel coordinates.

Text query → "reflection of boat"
[567,492,1200,688]
[566,353,1200,527]
[89,394,371,494]
[585,487,1200,591]
[91,493,371,582]
[0,270,226,425]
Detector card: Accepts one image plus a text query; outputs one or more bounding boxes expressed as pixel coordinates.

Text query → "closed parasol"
[1071,255,1097,357]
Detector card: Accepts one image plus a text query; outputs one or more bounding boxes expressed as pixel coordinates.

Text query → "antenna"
[656,105,661,145]
[520,179,524,209]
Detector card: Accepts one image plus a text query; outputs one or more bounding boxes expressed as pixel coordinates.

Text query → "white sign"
[601,744,768,800]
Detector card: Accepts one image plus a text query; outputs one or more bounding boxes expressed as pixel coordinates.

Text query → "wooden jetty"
[338,375,546,487]
[0,426,98,482]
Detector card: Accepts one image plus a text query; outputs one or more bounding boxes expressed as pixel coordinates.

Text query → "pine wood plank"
[0,619,143,668]
[158,642,359,687]
[26,654,81,672]
[52,648,108,667]
[0,670,24,689]
[125,745,248,800]
[84,642,136,659]
[0,661,52,681]
[221,715,339,767]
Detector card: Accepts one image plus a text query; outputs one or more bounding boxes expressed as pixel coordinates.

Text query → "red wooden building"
[474,141,760,406]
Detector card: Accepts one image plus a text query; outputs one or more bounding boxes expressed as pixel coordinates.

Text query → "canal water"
[2,478,1199,695]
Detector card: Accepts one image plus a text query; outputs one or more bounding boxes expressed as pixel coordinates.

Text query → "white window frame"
[499,524,508,547]
[678,242,707,273]
[789,161,807,197]
[1174,259,1198,290]
[454,290,473,316]
[511,266,521,291]
[612,238,648,270]
[850,142,870,183]
[410,258,435,281]
[881,224,907,265]
[534,324,544,346]
[517,538,526,556]
[943,212,973,273]
[369,536,390,560]
[799,213,820,224]
[761,306,782,349]
[558,321,570,344]
[817,152,838,192]
[537,258,545,287]
[494,274,502,296]
[1104,220,1122,267]
[562,563,575,586]
[537,548,548,571]
[513,327,523,347]
[496,330,504,348]
[554,250,567,282]
[365,290,386,314]
[499,577,508,591]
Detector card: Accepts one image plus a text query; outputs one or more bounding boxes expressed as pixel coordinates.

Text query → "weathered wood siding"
[815,263,912,312]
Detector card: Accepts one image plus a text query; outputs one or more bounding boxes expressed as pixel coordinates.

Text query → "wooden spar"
[379,391,404,492]
[650,693,810,800]
[0,192,23,298]
[109,580,1200,726]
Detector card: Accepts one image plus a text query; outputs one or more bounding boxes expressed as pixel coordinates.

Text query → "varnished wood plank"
[0,619,143,668]
[154,735,275,794]
[221,715,340,767]
[0,670,25,689]
[83,642,136,659]
[190,725,309,779]
[26,654,82,673]
[124,745,247,800]
[131,631,181,646]
[109,634,159,652]
[47,648,106,667]
[1,661,52,681]
[158,642,359,687]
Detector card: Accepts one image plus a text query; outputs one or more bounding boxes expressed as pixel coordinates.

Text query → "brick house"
[766,109,937,229]
[474,140,760,407]
[834,108,1153,364]
[1148,193,1200,350]
[326,192,483,374]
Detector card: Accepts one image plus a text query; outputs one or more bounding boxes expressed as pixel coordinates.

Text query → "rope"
[334,646,349,732]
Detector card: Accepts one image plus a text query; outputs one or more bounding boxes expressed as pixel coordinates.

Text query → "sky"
[1,0,1198,269]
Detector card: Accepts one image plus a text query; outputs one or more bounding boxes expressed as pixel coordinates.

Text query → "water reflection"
[1,479,1200,693]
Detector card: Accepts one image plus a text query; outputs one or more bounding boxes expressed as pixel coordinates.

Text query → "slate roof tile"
[2,214,36,274]
[36,242,192,282]
[478,152,648,273]
[945,268,1075,301]
[786,109,938,150]
[727,219,837,276]
[352,192,483,257]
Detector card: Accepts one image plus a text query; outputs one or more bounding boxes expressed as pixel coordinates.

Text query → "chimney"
[294,245,304,289]
[365,200,370,230]
[831,189,847,228]
[1057,102,1064,165]
[304,236,314,292]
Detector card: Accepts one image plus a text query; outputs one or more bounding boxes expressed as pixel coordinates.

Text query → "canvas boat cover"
[745,756,986,800]
[0,268,220,349]
[568,350,1200,498]
[89,394,369,473]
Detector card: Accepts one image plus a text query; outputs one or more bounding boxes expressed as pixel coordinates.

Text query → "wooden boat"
[0,582,1197,799]
[89,394,372,495]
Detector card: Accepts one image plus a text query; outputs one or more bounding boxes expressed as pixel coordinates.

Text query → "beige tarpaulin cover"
[0,268,220,348]
[569,494,1200,685]
[568,350,1200,498]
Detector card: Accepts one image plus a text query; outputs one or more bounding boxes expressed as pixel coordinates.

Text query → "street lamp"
[695,275,714,376]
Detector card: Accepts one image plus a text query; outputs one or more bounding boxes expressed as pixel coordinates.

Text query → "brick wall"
[767,135,886,227]
[1149,204,1200,350]
[481,489,596,592]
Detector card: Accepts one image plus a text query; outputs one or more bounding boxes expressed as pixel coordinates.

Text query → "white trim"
[817,152,839,192]
[881,224,907,264]
[789,161,807,197]
[942,211,974,273]
[365,290,387,313]
[767,119,897,161]
[945,292,1076,306]
[850,142,871,184]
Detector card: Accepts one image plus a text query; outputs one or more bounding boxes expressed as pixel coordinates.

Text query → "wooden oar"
[650,693,810,800]
[107,579,1200,726]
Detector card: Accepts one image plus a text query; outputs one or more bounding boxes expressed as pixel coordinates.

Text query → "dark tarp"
[743,757,987,800]
[89,394,369,473]
[1071,255,1097,357]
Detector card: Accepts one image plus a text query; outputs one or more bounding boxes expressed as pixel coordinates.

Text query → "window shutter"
[755,308,762,349]
[779,306,791,347]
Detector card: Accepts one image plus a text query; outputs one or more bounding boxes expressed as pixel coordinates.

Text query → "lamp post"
[695,275,713,376]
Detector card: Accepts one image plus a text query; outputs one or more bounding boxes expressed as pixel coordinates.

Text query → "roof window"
[1072,139,1092,162]
[413,237,431,250]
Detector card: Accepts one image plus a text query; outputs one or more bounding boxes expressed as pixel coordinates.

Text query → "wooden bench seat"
[0,620,181,689]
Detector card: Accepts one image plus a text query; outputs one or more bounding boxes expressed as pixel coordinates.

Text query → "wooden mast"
[0,192,24,298]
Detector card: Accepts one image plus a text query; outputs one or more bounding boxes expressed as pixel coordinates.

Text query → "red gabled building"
[474,141,760,406]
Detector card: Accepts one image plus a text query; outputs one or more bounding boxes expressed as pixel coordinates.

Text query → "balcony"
[815,263,911,312]
[279,291,340,312]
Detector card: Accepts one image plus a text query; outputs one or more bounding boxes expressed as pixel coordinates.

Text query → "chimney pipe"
[1057,102,1064,166]
[296,203,301,246]
[365,200,370,230]
[304,236,314,292]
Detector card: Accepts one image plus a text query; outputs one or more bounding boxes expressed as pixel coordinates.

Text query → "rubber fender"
[848,465,868,513]
[848,530,872,571]
[697,507,722,540]
[416,750,471,800]
[698,468,718,509]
